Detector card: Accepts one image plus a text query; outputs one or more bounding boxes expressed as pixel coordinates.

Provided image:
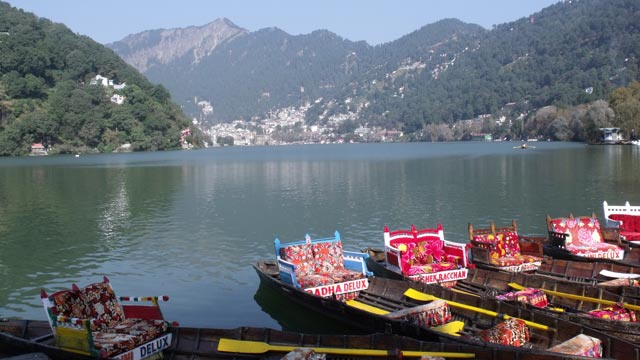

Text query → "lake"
[0,141,638,331]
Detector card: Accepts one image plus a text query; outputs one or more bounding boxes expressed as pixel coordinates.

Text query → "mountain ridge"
[108,0,640,135]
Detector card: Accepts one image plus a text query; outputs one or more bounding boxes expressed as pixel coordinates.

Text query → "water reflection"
[1,142,639,326]
[253,281,363,334]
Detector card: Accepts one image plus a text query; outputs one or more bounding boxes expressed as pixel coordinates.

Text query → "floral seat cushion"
[586,304,637,322]
[325,267,365,282]
[405,262,457,276]
[474,232,542,268]
[478,318,530,347]
[396,239,452,274]
[496,287,548,308]
[387,300,452,328]
[92,332,137,358]
[547,334,602,357]
[78,282,125,330]
[51,290,84,319]
[296,273,334,288]
[549,217,624,258]
[281,243,315,277]
[313,241,345,273]
[108,318,169,343]
[312,241,364,282]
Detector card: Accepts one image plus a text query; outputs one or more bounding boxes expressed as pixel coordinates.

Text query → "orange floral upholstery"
[313,241,345,273]
[478,318,529,347]
[281,244,315,277]
[278,237,366,295]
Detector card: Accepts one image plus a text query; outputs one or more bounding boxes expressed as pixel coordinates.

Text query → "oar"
[346,299,464,336]
[404,288,549,331]
[508,282,640,311]
[217,338,475,358]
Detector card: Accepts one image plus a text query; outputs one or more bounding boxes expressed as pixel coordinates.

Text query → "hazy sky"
[8,1,559,45]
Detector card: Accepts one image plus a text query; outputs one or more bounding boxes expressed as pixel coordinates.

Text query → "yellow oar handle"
[218,338,475,358]
[404,288,549,331]
[508,282,640,312]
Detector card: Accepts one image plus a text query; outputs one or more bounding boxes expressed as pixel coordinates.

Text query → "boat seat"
[275,232,371,300]
[41,277,171,359]
[384,224,468,286]
[469,220,543,272]
[547,334,602,357]
[603,201,640,242]
[477,318,530,347]
[547,214,624,260]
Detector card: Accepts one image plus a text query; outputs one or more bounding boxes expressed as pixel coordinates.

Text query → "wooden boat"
[456,267,640,343]
[364,224,470,286]
[536,258,640,284]
[255,259,639,359]
[0,317,588,360]
[544,213,640,268]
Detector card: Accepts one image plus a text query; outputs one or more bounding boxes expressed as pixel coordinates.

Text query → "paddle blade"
[218,338,272,354]
[432,320,465,336]
[404,288,436,301]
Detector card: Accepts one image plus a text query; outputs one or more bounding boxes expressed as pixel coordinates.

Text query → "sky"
[8,1,560,45]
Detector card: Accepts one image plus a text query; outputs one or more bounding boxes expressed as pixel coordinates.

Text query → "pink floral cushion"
[496,288,548,308]
[548,334,602,357]
[312,241,344,273]
[282,243,315,276]
[586,304,637,322]
[549,217,602,247]
[501,231,521,256]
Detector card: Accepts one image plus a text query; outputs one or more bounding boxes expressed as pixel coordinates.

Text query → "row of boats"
[2,201,640,359]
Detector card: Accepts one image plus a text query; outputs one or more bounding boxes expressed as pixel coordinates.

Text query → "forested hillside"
[0,2,200,155]
[111,0,640,140]
[344,0,640,132]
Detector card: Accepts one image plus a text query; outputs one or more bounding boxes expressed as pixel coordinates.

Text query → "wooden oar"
[217,338,475,358]
[508,282,640,311]
[346,299,464,336]
[404,288,549,331]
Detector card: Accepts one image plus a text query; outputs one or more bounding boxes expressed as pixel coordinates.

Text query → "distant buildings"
[90,75,127,105]
[30,143,47,156]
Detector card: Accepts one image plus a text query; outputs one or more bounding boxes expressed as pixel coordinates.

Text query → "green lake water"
[0,142,638,331]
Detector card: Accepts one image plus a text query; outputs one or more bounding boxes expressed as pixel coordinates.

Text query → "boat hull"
[460,267,640,343]
[254,260,640,359]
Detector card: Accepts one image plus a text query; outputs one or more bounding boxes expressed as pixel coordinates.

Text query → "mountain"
[109,0,640,135]
[0,1,202,155]
[108,18,247,73]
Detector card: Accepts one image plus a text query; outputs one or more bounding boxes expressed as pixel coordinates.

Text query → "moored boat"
[544,213,640,268]
[366,224,470,287]
[0,318,490,359]
[255,259,639,359]
[457,267,640,343]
